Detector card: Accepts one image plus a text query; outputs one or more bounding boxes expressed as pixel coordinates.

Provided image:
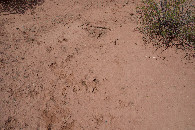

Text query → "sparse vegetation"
[0,0,44,14]
[136,0,195,51]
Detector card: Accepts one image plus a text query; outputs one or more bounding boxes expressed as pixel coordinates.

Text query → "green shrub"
[136,0,194,50]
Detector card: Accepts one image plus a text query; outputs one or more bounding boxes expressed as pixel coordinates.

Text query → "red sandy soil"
[0,0,194,129]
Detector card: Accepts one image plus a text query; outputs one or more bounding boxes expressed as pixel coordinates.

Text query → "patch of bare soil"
[0,0,194,130]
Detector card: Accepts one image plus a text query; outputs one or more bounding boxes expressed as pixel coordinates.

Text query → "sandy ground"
[0,0,195,129]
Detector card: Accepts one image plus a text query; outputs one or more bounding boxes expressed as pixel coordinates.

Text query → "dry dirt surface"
[0,0,195,130]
